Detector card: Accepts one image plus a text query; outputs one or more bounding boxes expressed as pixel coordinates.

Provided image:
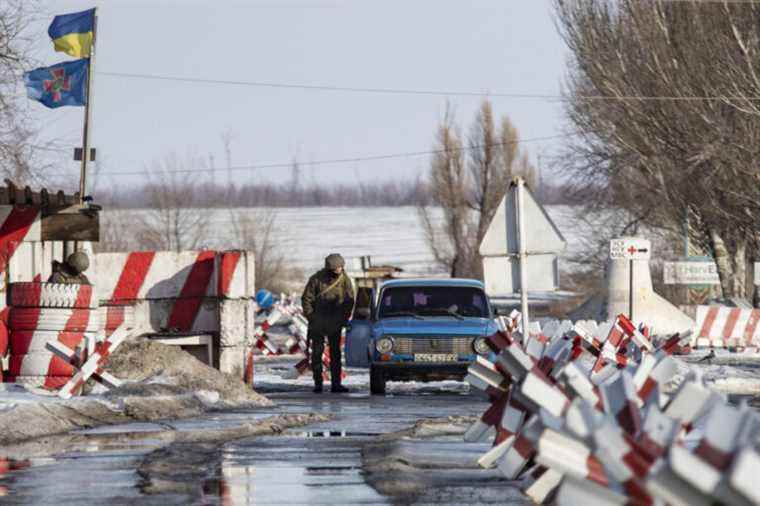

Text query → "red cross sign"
[610,238,651,260]
[43,68,71,103]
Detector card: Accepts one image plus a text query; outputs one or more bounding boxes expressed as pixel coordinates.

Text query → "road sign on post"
[479,178,566,336]
[609,238,650,321]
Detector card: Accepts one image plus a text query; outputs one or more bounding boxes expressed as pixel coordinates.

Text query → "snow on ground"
[107,205,584,276]
[0,383,63,413]
[680,349,760,395]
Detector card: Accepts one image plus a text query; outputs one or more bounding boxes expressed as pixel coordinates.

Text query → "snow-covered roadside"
[0,340,272,447]
[675,349,760,396]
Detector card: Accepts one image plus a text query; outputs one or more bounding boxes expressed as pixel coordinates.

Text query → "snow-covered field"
[109,205,587,276]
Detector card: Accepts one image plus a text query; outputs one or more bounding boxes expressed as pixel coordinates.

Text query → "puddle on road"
[0,392,497,505]
[0,458,31,498]
[195,440,387,505]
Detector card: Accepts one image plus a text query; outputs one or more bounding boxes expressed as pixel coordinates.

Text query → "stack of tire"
[6,282,100,389]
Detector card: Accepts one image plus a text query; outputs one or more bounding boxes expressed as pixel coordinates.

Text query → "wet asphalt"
[0,361,527,505]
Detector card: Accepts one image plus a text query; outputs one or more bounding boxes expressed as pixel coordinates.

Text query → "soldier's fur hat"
[324,253,345,271]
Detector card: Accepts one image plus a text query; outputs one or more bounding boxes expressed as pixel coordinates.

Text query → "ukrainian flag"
[48,9,95,58]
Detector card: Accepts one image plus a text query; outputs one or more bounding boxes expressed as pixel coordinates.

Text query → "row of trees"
[554,0,760,299]
[423,1,760,301]
[419,101,538,279]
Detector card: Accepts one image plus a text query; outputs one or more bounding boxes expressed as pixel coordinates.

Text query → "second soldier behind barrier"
[301,253,355,393]
[48,251,91,285]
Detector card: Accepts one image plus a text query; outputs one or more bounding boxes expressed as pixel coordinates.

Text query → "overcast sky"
[28,0,568,193]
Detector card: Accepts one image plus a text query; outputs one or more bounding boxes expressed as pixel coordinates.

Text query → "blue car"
[345,278,499,395]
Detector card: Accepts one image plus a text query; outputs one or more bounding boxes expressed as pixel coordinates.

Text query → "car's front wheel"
[370,364,386,395]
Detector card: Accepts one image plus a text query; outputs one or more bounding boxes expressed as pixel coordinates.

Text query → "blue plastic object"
[255,289,274,310]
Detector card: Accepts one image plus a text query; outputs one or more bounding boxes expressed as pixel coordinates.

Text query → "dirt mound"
[106,339,270,407]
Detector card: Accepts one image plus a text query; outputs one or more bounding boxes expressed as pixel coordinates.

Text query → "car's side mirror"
[493,307,501,317]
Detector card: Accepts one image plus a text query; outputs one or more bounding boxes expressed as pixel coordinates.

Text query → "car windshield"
[377,285,489,319]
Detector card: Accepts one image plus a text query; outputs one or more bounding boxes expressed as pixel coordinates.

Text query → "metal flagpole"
[78,8,97,204]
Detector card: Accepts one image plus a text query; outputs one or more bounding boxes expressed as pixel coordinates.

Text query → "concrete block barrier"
[694,306,760,348]
[465,310,760,505]
[99,305,135,336]
[218,345,247,379]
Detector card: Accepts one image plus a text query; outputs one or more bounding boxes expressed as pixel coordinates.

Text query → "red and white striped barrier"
[92,250,256,336]
[0,206,42,372]
[216,250,255,299]
[99,304,135,337]
[694,306,760,349]
[4,282,99,389]
[94,251,218,333]
[465,312,758,505]
[55,325,128,399]
[251,309,284,356]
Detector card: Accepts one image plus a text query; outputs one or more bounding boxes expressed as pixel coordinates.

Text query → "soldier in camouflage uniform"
[48,251,91,285]
[301,253,355,393]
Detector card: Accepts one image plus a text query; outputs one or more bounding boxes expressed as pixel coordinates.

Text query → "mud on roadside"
[0,340,272,448]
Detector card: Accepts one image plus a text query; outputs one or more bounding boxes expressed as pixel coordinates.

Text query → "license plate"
[414,353,458,362]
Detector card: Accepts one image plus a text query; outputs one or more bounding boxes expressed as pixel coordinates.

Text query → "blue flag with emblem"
[23,59,88,109]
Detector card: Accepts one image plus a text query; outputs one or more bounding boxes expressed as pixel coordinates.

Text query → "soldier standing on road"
[301,253,355,393]
[48,251,91,284]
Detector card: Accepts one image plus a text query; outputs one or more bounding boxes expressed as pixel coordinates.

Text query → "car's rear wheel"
[370,364,386,395]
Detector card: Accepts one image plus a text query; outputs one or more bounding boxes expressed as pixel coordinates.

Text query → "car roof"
[379,278,485,290]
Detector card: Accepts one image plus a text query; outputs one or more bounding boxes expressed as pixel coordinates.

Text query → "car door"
[345,287,374,368]
[345,319,371,368]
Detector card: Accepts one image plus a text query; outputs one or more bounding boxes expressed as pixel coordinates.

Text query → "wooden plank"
[41,210,99,241]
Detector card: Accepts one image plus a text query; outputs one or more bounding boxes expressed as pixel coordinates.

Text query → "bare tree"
[554,0,760,299]
[94,209,150,253]
[137,151,209,252]
[229,208,290,292]
[0,1,68,187]
[419,100,537,279]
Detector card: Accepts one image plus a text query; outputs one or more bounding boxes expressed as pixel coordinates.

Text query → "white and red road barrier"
[4,282,100,389]
[50,324,127,399]
[248,299,348,383]
[466,312,759,505]
[694,305,760,349]
[92,250,255,335]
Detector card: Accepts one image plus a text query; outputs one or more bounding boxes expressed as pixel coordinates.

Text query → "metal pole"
[78,8,97,204]
[516,178,530,337]
[629,258,634,322]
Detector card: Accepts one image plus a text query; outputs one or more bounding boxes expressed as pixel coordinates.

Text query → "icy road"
[0,357,527,505]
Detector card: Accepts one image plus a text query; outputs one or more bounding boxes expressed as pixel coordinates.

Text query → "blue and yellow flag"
[48,8,95,58]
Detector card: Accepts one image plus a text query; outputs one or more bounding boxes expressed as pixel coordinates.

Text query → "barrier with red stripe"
[0,206,42,380]
[465,312,759,505]
[50,324,128,399]
[93,250,255,335]
[693,305,760,349]
[4,280,100,389]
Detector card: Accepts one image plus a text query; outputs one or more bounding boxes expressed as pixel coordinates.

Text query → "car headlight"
[376,337,394,353]
[473,337,491,355]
